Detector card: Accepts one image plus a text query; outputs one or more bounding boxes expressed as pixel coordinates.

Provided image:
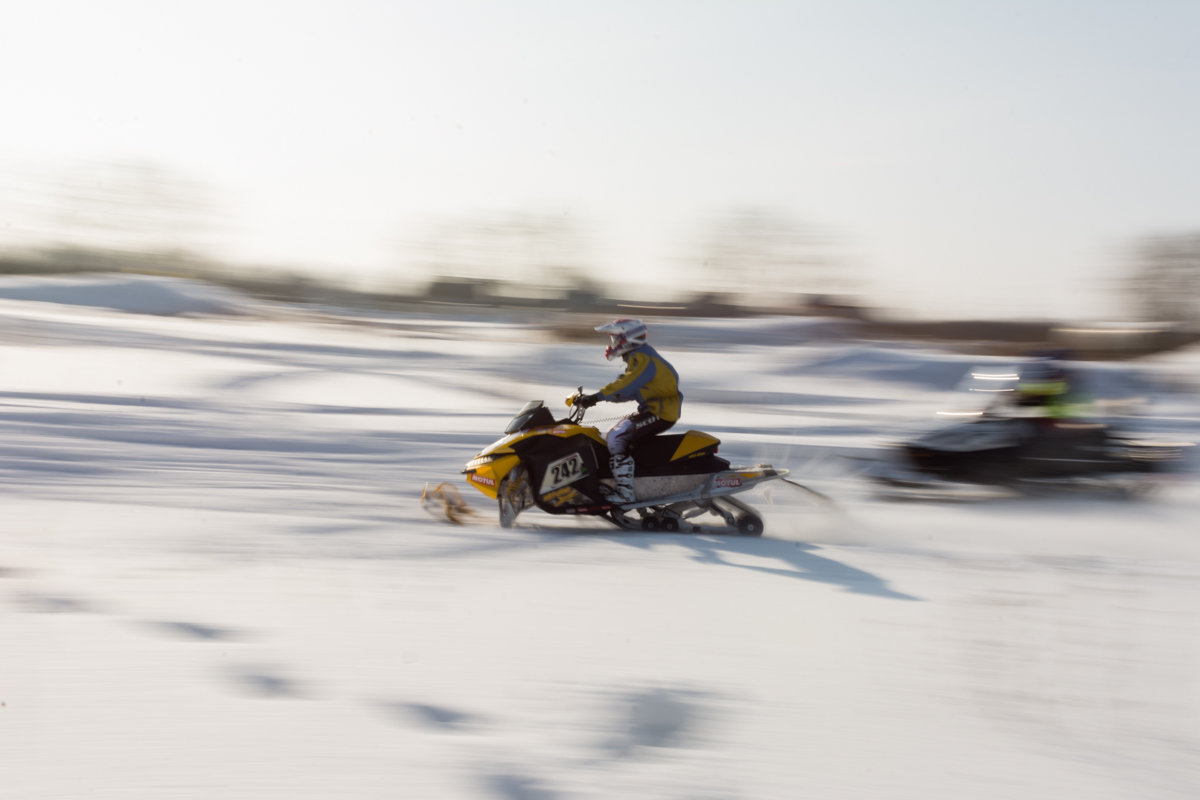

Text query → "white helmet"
[595,318,648,360]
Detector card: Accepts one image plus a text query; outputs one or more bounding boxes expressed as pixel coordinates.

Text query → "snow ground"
[2,275,1198,799]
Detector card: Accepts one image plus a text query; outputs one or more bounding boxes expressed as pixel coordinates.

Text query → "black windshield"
[504,401,555,434]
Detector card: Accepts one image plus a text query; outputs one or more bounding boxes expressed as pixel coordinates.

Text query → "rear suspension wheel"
[736,513,764,537]
[713,496,765,536]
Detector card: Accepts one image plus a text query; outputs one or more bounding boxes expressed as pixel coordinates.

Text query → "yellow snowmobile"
[462,391,790,534]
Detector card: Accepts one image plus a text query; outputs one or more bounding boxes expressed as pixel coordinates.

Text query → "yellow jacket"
[597,345,682,422]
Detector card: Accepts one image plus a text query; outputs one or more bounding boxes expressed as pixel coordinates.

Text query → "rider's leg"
[604,413,673,504]
[604,418,637,503]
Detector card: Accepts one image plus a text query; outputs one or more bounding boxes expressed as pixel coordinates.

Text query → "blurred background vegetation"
[2,157,1198,358]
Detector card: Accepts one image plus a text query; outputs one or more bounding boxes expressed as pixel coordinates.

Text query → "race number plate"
[541,452,587,493]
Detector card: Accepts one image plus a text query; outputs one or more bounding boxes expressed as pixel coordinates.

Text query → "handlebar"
[565,386,587,424]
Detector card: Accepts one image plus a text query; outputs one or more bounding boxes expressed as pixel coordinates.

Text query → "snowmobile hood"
[474,422,606,458]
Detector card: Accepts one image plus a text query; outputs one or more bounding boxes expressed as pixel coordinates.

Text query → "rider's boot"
[603,454,637,505]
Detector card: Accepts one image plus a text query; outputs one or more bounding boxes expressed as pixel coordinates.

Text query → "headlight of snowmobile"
[465,454,498,470]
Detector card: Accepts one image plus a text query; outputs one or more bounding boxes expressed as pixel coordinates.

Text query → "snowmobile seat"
[632,431,729,476]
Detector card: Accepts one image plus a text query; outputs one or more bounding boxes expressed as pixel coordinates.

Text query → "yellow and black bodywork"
[462,400,727,516]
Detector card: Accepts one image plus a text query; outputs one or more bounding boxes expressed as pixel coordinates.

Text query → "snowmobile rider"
[569,318,682,505]
[1013,352,1089,421]
[1009,351,1106,456]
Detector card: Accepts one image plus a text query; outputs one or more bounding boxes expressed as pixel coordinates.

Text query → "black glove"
[575,393,600,409]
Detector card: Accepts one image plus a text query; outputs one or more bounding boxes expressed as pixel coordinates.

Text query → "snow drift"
[2,274,1197,799]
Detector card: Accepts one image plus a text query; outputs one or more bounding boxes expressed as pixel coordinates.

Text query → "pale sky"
[3,0,1198,319]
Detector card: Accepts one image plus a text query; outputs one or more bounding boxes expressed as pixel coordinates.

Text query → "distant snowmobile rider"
[1014,355,1087,420]
[570,318,682,504]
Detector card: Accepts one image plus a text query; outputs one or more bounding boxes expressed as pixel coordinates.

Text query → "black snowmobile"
[865,366,1192,497]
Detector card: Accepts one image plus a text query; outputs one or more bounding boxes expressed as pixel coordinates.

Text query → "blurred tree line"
[1126,232,1200,324]
[1,158,1197,326]
[0,158,858,313]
